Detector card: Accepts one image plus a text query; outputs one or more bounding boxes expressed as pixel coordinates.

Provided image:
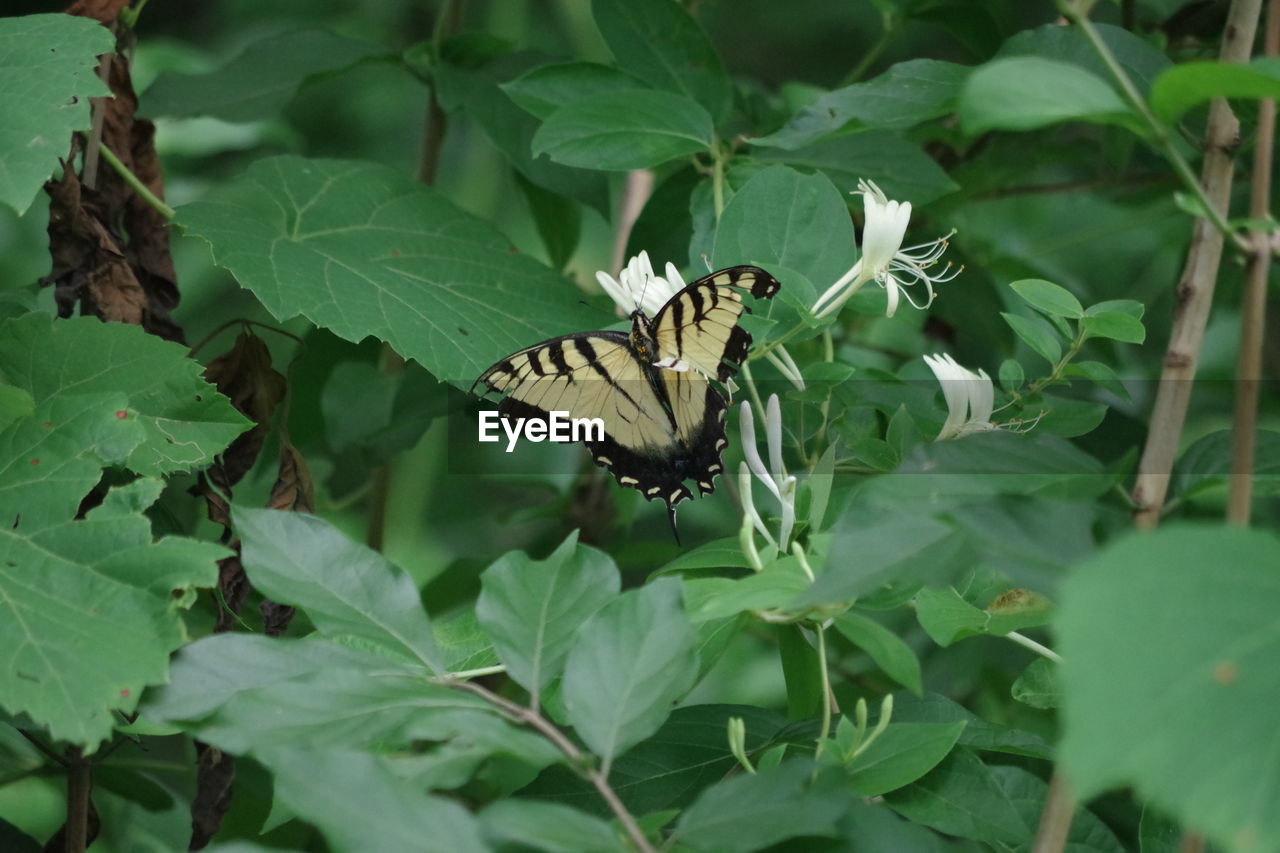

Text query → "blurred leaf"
[532,90,714,170]
[997,21,1171,96]
[562,578,699,763]
[476,531,620,698]
[0,314,251,476]
[682,558,812,622]
[884,748,1025,844]
[1081,310,1145,343]
[234,506,442,672]
[753,60,972,149]
[1059,525,1280,852]
[592,0,731,121]
[94,766,176,812]
[757,131,960,205]
[1172,429,1280,499]
[261,747,488,853]
[657,536,755,574]
[502,61,648,120]
[0,14,112,215]
[992,764,1126,852]
[176,157,603,388]
[846,722,966,796]
[520,704,786,815]
[959,58,1135,135]
[517,174,582,269]
[914,586,1052,647]
[1150,57,1280,124]
[712,164,856,295]
[142,29,388,122]
[1139,806,1182,853]
[833,611,923,695]
[1010,278,1083,319]
[672,759,847,852]
[1011,658,1059,709]
[998,358,1025,392]
[1062,360,1130,399]
[480,799,619,852]
[889,692,1053,760]
[1001,312,1062,366]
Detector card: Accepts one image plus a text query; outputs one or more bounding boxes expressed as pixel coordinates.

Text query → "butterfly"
[473,265,781,537]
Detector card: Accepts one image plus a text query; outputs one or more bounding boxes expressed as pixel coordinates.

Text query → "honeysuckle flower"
[596,250,683,319]
[923,353,996,440]
[813,180,960,319]
[739,395,797,553]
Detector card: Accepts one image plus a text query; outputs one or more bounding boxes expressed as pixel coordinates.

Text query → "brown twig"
[610,170,655,276]
[447,679,656,853]
[81,53,113,190]
[1130,0,1264,529]
[1031,771,1075,853]
[1227,0,1278,524]
[65,748,92,853]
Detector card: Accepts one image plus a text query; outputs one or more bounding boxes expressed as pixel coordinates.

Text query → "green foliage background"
[1,0,1279,851]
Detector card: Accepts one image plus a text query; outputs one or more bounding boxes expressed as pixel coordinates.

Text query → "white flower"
[739,395,797,553]
[813,180,959,319]
[595,250,684,318]
[922,353,996,440]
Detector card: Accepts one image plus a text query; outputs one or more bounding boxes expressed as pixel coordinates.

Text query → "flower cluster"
[595,250,682,318]
[813,180,959,320]
[738,394,797,566]
[922,353,997,440]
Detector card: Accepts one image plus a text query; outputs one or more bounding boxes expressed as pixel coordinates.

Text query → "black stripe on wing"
[652,265,781,381]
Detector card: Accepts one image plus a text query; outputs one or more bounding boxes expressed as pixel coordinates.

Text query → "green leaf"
[914,586,1052,647]
[656,536,755,574]
[519,705,787,816]
[175,156,603,388]
[1009,278,1084,319]
[1150,57,1280,124]
[562,578,699,763]
[516,173,582,270]
[1081,310,1145,343]
[0,385,34,432]
[889,692,1054,760]
[142,29,388,122]
[1011,658,1059,709]
[809,444,837,532]
[1063,360,1129,399]
[476,531,620,698]
[883,748,1026,844]
[233,506,442,672]
[847,721,966,796]
[0,396,222,747]
[991,764,1125,853]
[712,165,856,300]
[1001,312,1062,366]
[502,61,646,120]
[261,747,488,853]
[481,799,619,853]
[1087,298,1144,319]
[833,612,923,695]
[0,14,113,215]
[1173,429,1280,500]
[997,21,1171,96]
[531,89,714,170]
[997,358,1025,392]
[757,131,960,206]
[1059,525,1280,852]
[958,58,1135,135]
[672,760,847,852]
[752,60,972,149]
[0,308,249,480]
[682,558,813,622]
[592,0,731,121]
[432,609,498,674]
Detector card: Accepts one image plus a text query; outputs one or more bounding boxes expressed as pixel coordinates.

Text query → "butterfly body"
[474,265,780,534]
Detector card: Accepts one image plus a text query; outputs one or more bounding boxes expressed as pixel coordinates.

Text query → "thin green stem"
[839,9,899,86]
[1005,631,1064,664]
[449,664,507,679]
[91,137,175,221]
[711,138,727,222]
[1060,1,1247,251]
[813,624,833,760]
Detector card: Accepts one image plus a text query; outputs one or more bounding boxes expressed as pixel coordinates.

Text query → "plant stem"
[65,748,92,853]
[1030,770,1076,853]
[1227,0,1278,525]
[1061,1,1248,250]
[1005,631,1064,664]
[839,8,898,86]
[1128,0,1264,529]
[447,679,656,853]
[813,623,833,759]
[711,139,726,221]
[92,137,176,221]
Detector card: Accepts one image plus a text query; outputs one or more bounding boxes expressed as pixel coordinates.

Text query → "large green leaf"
[883,748,1026,844]
[562,578,700,766]
[671,760,847,852]
[712,164,856,296]
[480,799,620,853]
[0,395,223,747]
[1149,58,1280,124]
[233,506,443,672]
[476,531,620,700]
[833,611,923,695]
[175,156,602,388]
[958,58,1136,135]
[753,60,972,149]
[502,61,647,120]
[141,29,388,122]
[846,721,967,796]
[0,14,113,215]
[531,89,714,170]
[592,0,731,121]
[996,21,1171,97]
[1059,525,1280,852]
[0,314,251,476]
[914,586,1052,647]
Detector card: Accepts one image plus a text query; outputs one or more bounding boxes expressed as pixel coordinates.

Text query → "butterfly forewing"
[652,266,782,380]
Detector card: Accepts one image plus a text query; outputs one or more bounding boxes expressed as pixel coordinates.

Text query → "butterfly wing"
[475,332,701,519]
[651,265,782,381]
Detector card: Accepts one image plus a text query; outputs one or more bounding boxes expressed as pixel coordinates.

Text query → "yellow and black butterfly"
[473,265,781,535]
